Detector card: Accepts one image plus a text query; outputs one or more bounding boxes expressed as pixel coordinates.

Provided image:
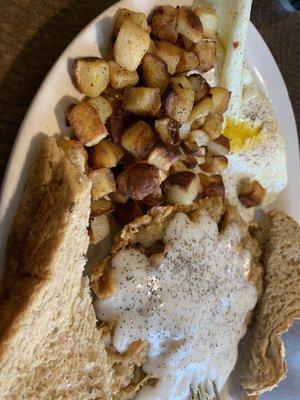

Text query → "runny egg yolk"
[223,118,262,152]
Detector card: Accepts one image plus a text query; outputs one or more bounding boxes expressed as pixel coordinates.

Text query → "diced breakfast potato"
[182,141,206,161]
[108,61,139,89]
[91,198,114,217]
[154,118,179,144]
[150,5,179,44]
[163,85,195,123]
[86,96,113,124]
[210,87,231,114]
[179,34,194,50]
[90,139,124,169]
[202,113,224,139]
[200,173,225,199]
[169,160,188,174]
[141,53,170,93]
[176,51,199,73]
[200,155,228,174]
[187,130,209,147]
[73,58,109,98]
[106,109,132,144]
[121,121,157,159]
[187,95,213,124]
[109,191,128,204]
[113,8,150,37]
[170,76,193,89]
[67,102,108,147]
[207,135,230,156]
[176,7,203,43]
[113,199,143,227]
[154,41,182,75]
[188,75,210,102]
[114,19,150,72]
[194,7,219,39]
[89,214,110,245]
[57,139,88,173]
[163,171,199,205]
[191,40,217,72]
[88,168,116,200]
[147,144,180,171]
[238,180,266,208]
[122,87,161,117]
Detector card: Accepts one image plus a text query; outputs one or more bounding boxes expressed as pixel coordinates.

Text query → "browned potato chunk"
[170,76,193,90]
[113,199,143,227]
[191,40,217,72]
[194,7,218,39]
[113,8,150,37]
[187,130,209,147]
[88,168,116,200]
[187,94,213,124]
[86,96,113,124]
[141,53,170,93]
[188,75,210,102]
[154,41,182,74]
[90,139,124,169]
[200,155,228,174]
[200,173,224,199]
[91,198,114,217]
[163,85,195,123]
[210,87,231,114]
[114,19,150,72]
[154,118,180,144]
[163,171,199,205]
[207,135,230,156]
[202,113,224,139]
[182,141,206,158]
[106,109,132,144]
[89,214,110,245]
[169,160,188,174]
[109,191,128,204]
[176,51,199,73]
[67,102,108,147]
[150,6,179,44]
[147,144,180,172]
[57,139,88,172]
[122,87,161,117]
[177,7,203,43]
[73,58,109,97]
[121,121,157,159]
[108,61,139,89]
[238,180,266,208]
[179,34,194,50]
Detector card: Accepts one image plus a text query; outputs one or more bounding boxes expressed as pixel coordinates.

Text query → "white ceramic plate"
[0,0,299,398]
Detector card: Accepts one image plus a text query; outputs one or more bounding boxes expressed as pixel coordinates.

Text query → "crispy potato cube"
[106,108,132,144]
[163,171,199,205]
[207,135,230,156]
[73,57,109,97]
[169,160,188,174]
[57,139,88,172]
[170,76,193,89]
[187,130,209,147]
[188,75,210,102]
[141,53,170,93]
[155,118,179,144]
[141,188,164,208]
[86,96,113,124]
[154,41,182,75]
[187,94,213,124]
[113,8,150,37]
[163,85,195,123]
[89,215,110,245]
[122,87,161,117]
[147,144,180,171]
[202,113,224,139]
[88,168,116,200]
[179,34,194,50]
[121,121,157,159]
[176,51,199,73]
[238,180,266,208]
[200,155,228,174]
[177,7,203,43]
[90,139,124,169]
[113,199,143,227]
[91,198,114,217]
[182,141,206,157]
[150,6,179,44]
[114,19,150,72]
[200,173,224,199]
[210,87,231,114]
[109,191,128,204]
[194,7,218,39]
[191,40,217,72]
[67,102,108,147]
[108,60,139,89]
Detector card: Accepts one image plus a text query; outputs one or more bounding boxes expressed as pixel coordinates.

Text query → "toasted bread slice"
[241,211,300,397]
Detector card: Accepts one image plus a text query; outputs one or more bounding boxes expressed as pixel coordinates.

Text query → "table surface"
[0,1,299,399]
